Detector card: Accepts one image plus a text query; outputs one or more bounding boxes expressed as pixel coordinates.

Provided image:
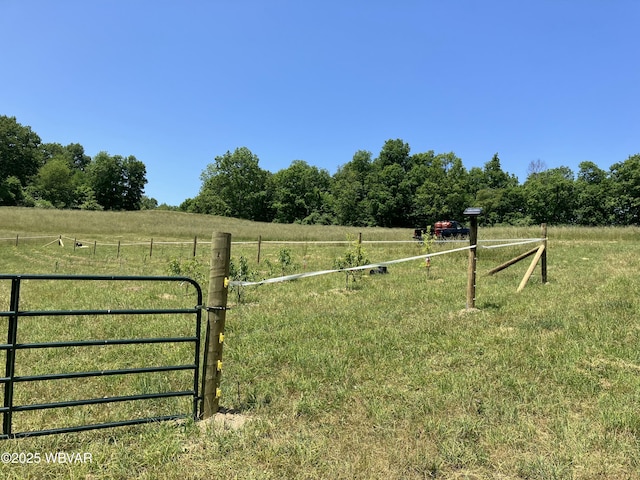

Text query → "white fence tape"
[2,235,544,249]
[229,244,473,287]
[480,238,544,249]
[0,235,59,241]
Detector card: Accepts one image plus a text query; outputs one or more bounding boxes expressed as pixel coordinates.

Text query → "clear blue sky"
[2,1,638,206]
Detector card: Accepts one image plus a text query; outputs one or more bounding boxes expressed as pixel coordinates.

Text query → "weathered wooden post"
[541,223,547,283]
[202,232,231,418]
[517,245,545,293]
[464,207,483,310]
[193,236,198,257]
[149,238,153,258]
[117,240,121,258]
[487,247,539,276]
[257,235,262,264]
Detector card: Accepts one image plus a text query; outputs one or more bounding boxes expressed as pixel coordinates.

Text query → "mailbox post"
[463,207,483,310]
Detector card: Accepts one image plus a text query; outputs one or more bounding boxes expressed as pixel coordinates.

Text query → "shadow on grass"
[477,301,502,310]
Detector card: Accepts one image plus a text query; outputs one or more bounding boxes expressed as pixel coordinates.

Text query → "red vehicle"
[433,220,469,239]
[413,220,470,242]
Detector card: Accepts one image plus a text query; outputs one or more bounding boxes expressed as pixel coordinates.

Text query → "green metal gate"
[0,274,203,439]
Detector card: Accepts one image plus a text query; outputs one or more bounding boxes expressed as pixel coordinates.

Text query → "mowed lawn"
[1,207,640,479]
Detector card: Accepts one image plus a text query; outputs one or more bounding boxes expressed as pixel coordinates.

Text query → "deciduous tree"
[609,154,640,225]
[0,116,42,204]
[332,150,373,226]
[271,160,333,224]
[195,147,270,221]
[87,152,147,210]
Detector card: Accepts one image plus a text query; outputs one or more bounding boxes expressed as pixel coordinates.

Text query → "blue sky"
[2,1,638,206]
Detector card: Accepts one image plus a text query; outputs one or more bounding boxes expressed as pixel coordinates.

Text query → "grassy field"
[1,207,640,479]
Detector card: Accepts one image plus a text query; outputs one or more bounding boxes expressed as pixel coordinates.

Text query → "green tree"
[475,185,527,225]
[498,186,528,225]
[482,153,518,190]
[87,152,147,210]
[366,162,412,227]
[140,195,159,210]
[74,184,102,210]
[194,147,270,221]
[88,152,123,210]
[406,150,438,226]
[121,155,147,210]
[40,142,91,171]
[365,139,414,227]
[574,161,611,225]
[413,152,471,226]
[523,167,576,224]
[30,157,76,208]
[271,160,333,224]
[377,138,411,171]
[472,154,520,225]
[442,154,473,220]
[66,143,91,171]
[0,176,25,206]
[332,150,374,226]
[0,116,42,204]
[609,154,640,225]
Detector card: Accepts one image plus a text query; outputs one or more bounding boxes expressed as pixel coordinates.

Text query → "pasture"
[1,207,640,479]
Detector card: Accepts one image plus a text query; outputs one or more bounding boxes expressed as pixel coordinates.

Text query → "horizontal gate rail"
[5,364,196,382]
[0,308,200,317]
[0,336,198,349]
[0,274,204,439]
[8,391,195,412]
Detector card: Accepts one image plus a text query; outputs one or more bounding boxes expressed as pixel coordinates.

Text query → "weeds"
[167,256,205,285]
[333,234,369,288]
[229,255,254,303]
[263,247,298,278]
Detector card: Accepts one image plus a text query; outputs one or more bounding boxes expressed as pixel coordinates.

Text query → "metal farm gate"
[0,274,204,439]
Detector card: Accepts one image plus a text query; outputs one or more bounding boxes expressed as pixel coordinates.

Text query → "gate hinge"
[197,305,231,311]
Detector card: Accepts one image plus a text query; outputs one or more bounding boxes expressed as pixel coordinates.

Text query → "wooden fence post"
[257,235,262,264]
[150,238,153,258]
[517,245,545,293]
[202,232,231,419]
[541,223,548,283]
[193,236,198,257]
[487,247,540,276]
[466,216,479,310]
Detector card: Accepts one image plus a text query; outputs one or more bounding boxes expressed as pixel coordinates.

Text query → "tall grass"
[0,207,411,242]
[1,208,640,479]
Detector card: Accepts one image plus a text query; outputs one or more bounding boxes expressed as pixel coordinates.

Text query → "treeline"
[3,115,639,227]
[181,142,640,227]
[0,115,153,210]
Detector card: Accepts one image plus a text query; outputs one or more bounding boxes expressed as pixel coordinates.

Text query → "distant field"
[0,206,412,243]
[1,207,640,479]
